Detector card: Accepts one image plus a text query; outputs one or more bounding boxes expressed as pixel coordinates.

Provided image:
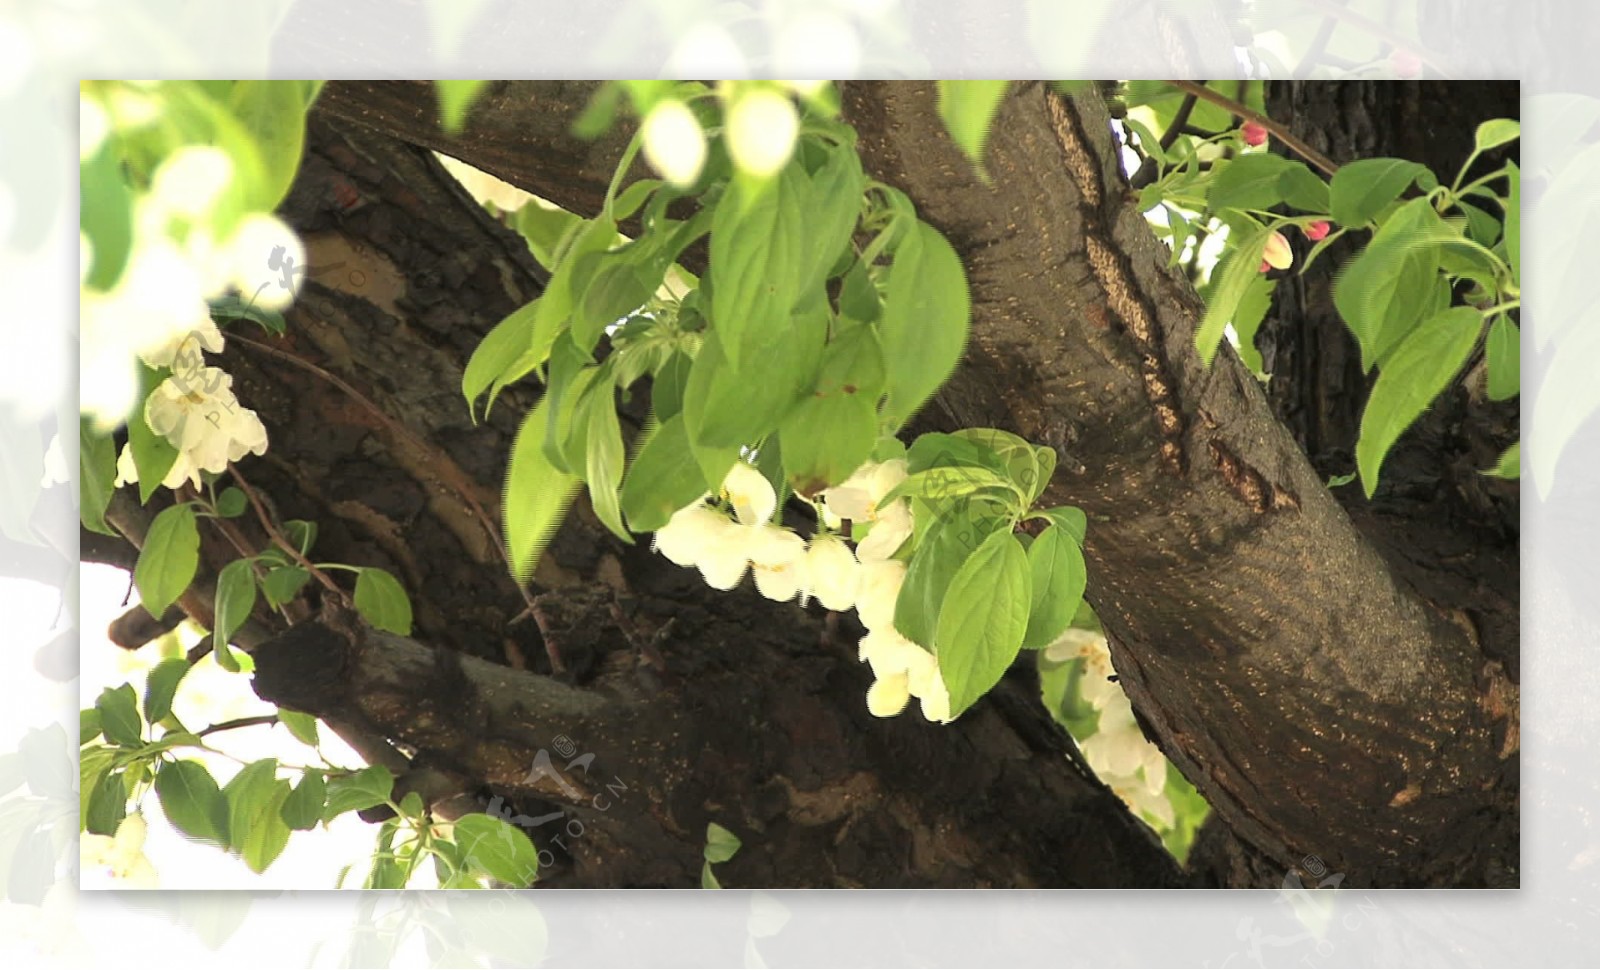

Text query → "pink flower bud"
[1241,121,1268,147]
[1304,220,1331,242]
[1259,259,1271,273]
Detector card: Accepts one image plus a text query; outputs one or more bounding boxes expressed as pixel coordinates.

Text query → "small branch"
[227,463,347,601]
[1159,93,1198,151]
[108,603,184,650]
[1165,80,1341,177]
[1297,0,1456,77]
[197,714,279,738]
[1293,0,1349,79]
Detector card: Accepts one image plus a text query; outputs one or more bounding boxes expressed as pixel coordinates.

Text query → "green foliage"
[134,503,199,619]
[936,80,1010,180]
[452,813,541,887]
[156,759,229,845]
[435,80,490,134]
[353,566,414,636]
[701,821,742,889]
[80,418,119,536]
[935,530,1031,717]
[212,558,257,654]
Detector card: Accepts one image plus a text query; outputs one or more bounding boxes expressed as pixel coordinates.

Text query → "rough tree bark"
[93,80,1518,888]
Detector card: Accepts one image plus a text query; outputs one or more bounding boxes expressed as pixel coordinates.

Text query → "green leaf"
[79,139,134,291]
[463,298,540,420]
[879,221,971,424]
[936,81,1009,180]
[1333,198,1456,370]
[701,861,723,889]
[1482,441,1520,479]
[1356,306,1484,497]
[143,657,191,725]
[72,424,116,545]
[1022,526,1087,649]
[1032,506,1087,545]
[582,391,633,543]
[777,394,878,497]
[682,301,822,449]
[209,293,287,335]
[504,397,582,584]
[282,519,317,555]
[323,765,395,821]
[95,684,142,748]
[621,415,723,533]
[884,465,1015,507]
[1195,226,1271,366]
[1231,273,1277,375]
[949,428,1050,502]
[703,821,742,863]
[571,243,665,355]
[214,486,248,518]
[126,367,179,503]
[894,508,1006,650]
[651,350,692,423]
[453,813,541,887]
[1329,158,1431,227]
[436,80,490,134]
[1474,119,1520,153]
[260,565,309,608]
[1207,153,1291,211]
[354,567,413,636]
[1485,316,1520,401]
[1277,163,1330,212]
[224,758,292,873]
[213,558,258,653]
[709,161,807,370]
[280,771,326,831]
[155,759,229,845]
[799,142,865,290]
[278,710,320,748]
[80,708,103,744]
[1503,163,1519,286]
[1326,472,1357,488]
[934,529,1031,717]
[228,81,310,211]
[85,767,127,836]
[515,203,583,270]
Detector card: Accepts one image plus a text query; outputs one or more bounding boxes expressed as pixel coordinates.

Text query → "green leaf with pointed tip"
[1329,158,1431,227]
[1333,198,1456,371]
[278,709,320,748]
[229,81,310,210]
[213,558,257,654]
[1196,225,1271,366]
[156,759,229,845]
[126,367,179,504]
[1208,152,1291,211]
[879,221,971,424]
[704,821,742,863]
[1474,119,1520,153]
[1357,306,1483,497]
[936,81,1009,180]
[622,415,723,533]
[280,771,326,831]
[582,391,633,543]
[354,567,412,636]
[323,765,394,821]
[1482,441,1519,479]
[1022,525,1087,649]
[143,658,191,726]
[504,397,582,584]
[436,80,489,134]
[935,529,1031,717]
[894,507,1008,650]
[95,684,141,748]
[709,161,807,370]
[453,813,540,887]
[463,298,540,420]
[224,759,292,873]
[134,503,199,620]
[1486,316,1520,401]
[798,141,866,290]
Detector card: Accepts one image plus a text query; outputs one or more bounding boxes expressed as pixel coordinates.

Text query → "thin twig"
[228,463,346,600]
[198,714,280,738]
[1297,0,1455,77]
[1294,0,1349,79]
[1165,80,1341,177]
[1159,93,1198,151]
[230,332,548,638]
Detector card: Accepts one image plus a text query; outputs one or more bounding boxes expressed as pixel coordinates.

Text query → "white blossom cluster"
[653,458,953,723]
[80,85,296,487]
[1044,629,1175,828]
[79,813,158,888]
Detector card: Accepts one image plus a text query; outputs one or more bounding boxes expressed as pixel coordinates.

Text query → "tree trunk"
[96,80,1518,887]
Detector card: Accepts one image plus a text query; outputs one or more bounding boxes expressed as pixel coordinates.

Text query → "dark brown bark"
[175,111,1180,888]
[92,80,1518,887]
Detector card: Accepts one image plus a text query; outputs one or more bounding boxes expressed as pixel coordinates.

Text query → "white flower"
[748,524,808,602]
[853,558,906,633]
[802,532,859,611]
[917,666,953,724]
[651,463,811,599]
[80,813,159,888]
[640,98,707,189]
[149,145,235,220]
[721,461,777,525]
[139,319,226,371]
[225,213,305,311]
[866,670,910,717]
[725,87,799,179]
[653,502,732,567]
[821,459,913,562]
[1082,692,1165,779]
[114,368,269,489]
[857,626,927,681]
[1112,774,1176,830]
